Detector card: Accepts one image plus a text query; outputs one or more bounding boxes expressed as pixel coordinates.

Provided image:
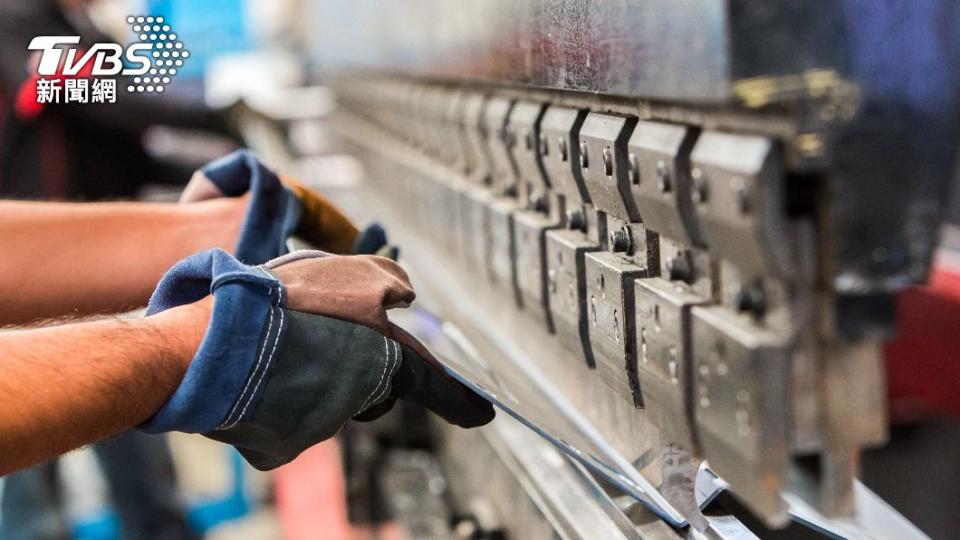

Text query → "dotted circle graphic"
[125,15,187,94]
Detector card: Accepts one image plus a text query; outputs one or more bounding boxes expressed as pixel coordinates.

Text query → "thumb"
[388,326,495,428]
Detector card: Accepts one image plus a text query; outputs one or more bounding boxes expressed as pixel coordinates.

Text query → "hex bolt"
[579,142,589,169]
[608,227,632,253]
[602,147,613,176]
[731,176,750,214]
[531,193,548,212]
[656,159,671,192]
[735,285,766,317]
[566,209,586,231]
[558,137,569,162]
[539,132,549,157]
[627,152,639,184]
[665,255,691,282]
[691,167,708,203]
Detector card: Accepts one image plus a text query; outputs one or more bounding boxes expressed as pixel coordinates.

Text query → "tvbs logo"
[27,15,189,104]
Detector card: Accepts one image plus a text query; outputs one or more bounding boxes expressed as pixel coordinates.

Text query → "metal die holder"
[506,101,550,197]
[482,97,518,194]
[627,120,703,248]
[461,93,492,183]
[513,196,563,332]
[578,113,640,222]
[486,196,522,306]
[429,173,463,259]
[584,251,649,408]
[540,106,590,204]
[458,183,494,278]
[689,131,794,280]
[545,230,600,371]
[635,277,710,454]
[690,305,792,527]
[442,90,469,173]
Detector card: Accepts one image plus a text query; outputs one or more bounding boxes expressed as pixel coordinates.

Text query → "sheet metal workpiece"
[578,113,641,222]
[584,251,648,408]
[690,305,792,527]
[689,132,794,280]
[634,277,710,455]
[627,120,703,248]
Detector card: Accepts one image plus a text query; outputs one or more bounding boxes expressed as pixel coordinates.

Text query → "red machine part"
[886,261,960,422]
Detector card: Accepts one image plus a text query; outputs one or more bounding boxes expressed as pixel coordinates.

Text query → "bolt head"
[609,228,631,252]
[691,167,708,203]
[531,194,548,212]
[579,142,589,169]
[566,209,585,231]
[602,147,613,176]
[627,153,639,184]
[656,160,671,192]
[731,176,750,214]
[558,138,569,162]
[735,286,766,317]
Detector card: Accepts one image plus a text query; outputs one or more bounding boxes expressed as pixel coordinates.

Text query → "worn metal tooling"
[299,0,960,536]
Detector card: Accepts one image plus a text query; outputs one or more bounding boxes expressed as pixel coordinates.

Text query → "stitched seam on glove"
[355,337,401,416]
[140,249,285,434]
[372,339,401,407]
[218,267,287,429]
[218,305,280,429]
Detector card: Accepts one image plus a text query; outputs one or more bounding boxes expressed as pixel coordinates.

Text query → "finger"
[179,170,225,203]
[393,343,495,428]
[353,223,388,255]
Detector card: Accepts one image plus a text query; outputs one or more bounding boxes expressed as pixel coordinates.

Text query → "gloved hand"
[180,149,370,264]
[141,248,493,470]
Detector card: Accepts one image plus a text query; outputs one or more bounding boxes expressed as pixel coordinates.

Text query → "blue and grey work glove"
[181,149,390,264]
[141,248,494,470]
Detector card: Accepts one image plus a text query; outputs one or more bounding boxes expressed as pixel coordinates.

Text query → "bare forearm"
[0,299,209,475]
[0,199,245,324]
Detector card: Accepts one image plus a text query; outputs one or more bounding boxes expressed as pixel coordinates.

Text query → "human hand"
[179,150,362,264]
[141,248,493,469]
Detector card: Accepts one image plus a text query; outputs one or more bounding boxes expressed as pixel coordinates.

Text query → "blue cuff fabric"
[141,248,288,434]
[202,150,301,265]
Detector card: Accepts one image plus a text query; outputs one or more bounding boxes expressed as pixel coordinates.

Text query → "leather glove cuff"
[141,248,290,433]
[188,150,301,264]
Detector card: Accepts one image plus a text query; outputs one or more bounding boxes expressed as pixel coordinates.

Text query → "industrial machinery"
[259,1,960,537]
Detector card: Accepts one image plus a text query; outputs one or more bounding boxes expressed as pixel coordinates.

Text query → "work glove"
[180,149,371,264]
[141,248,493,470]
